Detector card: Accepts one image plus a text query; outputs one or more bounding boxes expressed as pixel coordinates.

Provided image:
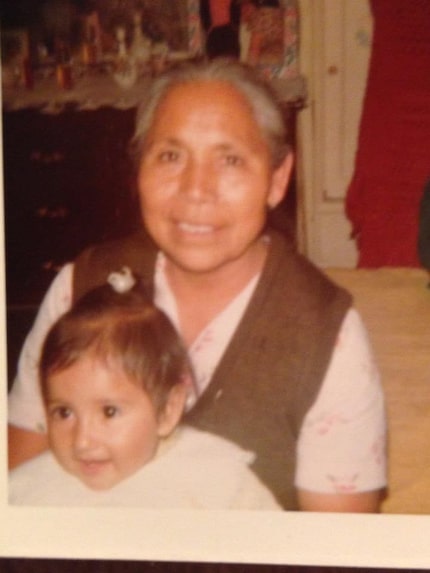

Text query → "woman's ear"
[267,152,294,209]
[156,383,187,438]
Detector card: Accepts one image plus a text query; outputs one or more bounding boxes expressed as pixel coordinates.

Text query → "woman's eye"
[103,405,118,418]
[158,149,179,163]
[223,154,244,167]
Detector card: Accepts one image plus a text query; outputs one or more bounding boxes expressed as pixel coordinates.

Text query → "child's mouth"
[78,459,110,476]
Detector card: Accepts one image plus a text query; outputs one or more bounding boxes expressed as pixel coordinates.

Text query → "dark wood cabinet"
[3,106,140,307]
[3,106,141,381]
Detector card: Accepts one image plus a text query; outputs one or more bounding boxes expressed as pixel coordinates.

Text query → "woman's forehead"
[148,81,262,141]
[155,80,253,120]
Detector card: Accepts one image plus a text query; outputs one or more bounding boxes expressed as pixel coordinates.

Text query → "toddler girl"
[9,268,280,509]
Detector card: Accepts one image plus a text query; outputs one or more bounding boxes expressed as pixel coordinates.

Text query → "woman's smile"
[176,221,216,235]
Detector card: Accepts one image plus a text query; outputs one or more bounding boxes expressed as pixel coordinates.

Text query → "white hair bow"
[107,266,136,293]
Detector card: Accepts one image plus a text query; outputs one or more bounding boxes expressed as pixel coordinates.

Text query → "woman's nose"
[180,159,215,202]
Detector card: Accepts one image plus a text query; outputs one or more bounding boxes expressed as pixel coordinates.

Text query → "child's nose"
[73,418,98,453]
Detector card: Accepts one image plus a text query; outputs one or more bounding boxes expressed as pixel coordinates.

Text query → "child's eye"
[103,405,118,418]
[50,406,72,420]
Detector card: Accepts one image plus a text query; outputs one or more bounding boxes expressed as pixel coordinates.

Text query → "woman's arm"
[8,425,49,470]
[7,264,74,468]
[295,309,387,512]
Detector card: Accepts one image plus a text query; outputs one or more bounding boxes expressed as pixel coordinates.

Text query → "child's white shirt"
[9,426,281,509]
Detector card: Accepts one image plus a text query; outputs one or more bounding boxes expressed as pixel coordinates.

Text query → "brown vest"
[73,230,352,509]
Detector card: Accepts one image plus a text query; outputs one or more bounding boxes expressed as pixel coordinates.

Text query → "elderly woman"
[8,60,386,511]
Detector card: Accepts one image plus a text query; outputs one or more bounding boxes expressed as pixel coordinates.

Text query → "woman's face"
[137,81,291,279]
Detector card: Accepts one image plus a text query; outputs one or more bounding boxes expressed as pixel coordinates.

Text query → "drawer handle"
[35,206,69,219]
[30,151,65,163]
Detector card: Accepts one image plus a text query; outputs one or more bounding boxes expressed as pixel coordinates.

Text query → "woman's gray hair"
[130,59,291,170]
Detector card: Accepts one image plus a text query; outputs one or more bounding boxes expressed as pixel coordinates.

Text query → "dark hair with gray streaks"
[130,59,291,170]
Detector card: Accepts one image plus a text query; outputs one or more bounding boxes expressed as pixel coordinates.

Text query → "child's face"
[45,355,169,490]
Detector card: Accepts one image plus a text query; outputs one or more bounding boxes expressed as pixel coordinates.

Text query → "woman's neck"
[165,239,268,346]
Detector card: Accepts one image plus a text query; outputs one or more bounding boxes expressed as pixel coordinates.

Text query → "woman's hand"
[297,488,384,513]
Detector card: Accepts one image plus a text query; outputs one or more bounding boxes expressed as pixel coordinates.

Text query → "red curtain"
[346,0,430,267]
